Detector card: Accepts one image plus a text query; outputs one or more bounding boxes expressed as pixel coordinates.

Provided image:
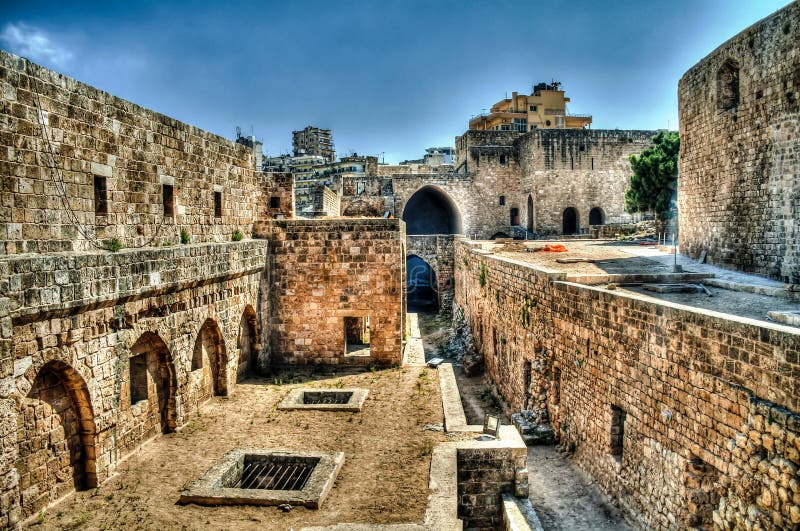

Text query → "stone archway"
[192,319,228,397]
[237,306,259,380]
[406,254,439,312]
[589,207,605,226]
[562,207,579,235]
[16,360,97,519]
[130,332,177,434]
[402,185,462,235]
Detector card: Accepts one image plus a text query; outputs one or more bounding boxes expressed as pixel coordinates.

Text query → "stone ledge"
[502,494,544,531]
[2,240,268,322]
[438,363,468,432]
[276,388,368,412]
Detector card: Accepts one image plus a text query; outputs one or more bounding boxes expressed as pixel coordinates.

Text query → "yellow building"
[469,82,592,131]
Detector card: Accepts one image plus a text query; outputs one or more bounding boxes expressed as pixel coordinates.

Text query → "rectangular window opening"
[610,405,627,460]
[94,176,108,215]
[163,184,175,217]
[552,367,561,405]
[214,191,222,217]
[499,195,506,206]
[270,196,281,209]
[344,316,370,356]
[130,354,148,404]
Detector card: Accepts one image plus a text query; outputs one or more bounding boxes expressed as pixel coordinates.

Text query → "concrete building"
[469,82,592,131]
[292,125,335,162]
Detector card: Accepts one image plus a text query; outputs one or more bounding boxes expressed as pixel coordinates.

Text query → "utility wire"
[29,63,166,251]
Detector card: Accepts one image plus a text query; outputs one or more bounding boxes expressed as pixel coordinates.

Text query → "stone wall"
[0,50,260,254]
[517,129,657,235]
[258,172,295,220]
[406,234,458,313]
[454,241,800,529]
[678,2,800,283]
[0,241,267,525]
[257,219,405,366]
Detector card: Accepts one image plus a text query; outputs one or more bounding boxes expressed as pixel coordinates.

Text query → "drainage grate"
[303,391,353,405]
[238,459,316,490]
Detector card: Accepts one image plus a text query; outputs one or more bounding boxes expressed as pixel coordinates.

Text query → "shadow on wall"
[406,255,438,313]
[402,186,462,235]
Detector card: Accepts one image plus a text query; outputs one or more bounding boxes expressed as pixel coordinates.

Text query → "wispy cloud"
[0,22,72,67]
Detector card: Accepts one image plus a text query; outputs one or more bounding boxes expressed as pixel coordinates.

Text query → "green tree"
[624,131,680,221]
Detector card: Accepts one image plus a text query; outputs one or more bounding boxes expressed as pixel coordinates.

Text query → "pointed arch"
[237,305,259,379]
[192,318,228,397]
[130,332,177,434]
[402,185,463,235]
[16,360,97,518]
[562,207,579,235]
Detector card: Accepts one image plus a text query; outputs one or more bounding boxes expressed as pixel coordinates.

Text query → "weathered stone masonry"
[0,50,259,255]
[455,242,800,529]
[256,218,405,367]
[0,51,271,527]
[679,2,800,282]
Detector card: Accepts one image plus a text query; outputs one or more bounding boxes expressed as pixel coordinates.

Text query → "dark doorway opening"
[562,207,578,235]
[510,207,520,226]
[589,207,604,226]
[527,195,534,232]
[406,255,438,313]
[402,186,461,235]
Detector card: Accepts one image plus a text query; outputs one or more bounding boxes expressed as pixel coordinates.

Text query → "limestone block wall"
[454,241,800,529]
[517,129,657,235]
[406,234,458,313]
[257,172,295,220]
[0,241,267,525]
[678,2,800,282]
[0,50,260,254]
[259,219,405,366]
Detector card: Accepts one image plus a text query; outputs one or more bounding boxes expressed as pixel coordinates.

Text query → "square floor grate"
[302,391,353,405]
[237,457,317,490]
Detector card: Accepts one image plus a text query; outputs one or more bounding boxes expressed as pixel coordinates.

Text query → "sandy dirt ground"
[527,446,629,531]
[30,366,443,530]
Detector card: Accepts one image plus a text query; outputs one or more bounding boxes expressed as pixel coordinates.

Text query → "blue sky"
[0,0,791,163]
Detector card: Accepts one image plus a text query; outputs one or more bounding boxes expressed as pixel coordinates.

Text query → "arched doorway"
[527,195,534,232]
[406,255,438,312]
[402,186,462,235]
[589,207,605,226]
[192,319,228,397]
[130,332,176,434]
[237,306,258,380]
[16,361,97,518]
[562,207,578,235]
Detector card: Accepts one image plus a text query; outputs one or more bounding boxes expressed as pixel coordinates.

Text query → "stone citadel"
[0,2,799,530]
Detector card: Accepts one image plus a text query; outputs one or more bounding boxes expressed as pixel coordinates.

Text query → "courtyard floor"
[30,366,443,530]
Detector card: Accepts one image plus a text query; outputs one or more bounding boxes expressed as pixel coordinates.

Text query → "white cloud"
[1,22,72,67]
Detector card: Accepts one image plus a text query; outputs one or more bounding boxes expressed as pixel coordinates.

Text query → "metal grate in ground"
[238,460,315,491]
[302,391,353,405]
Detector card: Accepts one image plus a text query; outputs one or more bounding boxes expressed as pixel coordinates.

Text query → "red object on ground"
[638,241,657,246]
[539,244,569,253]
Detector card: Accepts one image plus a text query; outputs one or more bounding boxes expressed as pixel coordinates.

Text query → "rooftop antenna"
[235,126,242,140]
